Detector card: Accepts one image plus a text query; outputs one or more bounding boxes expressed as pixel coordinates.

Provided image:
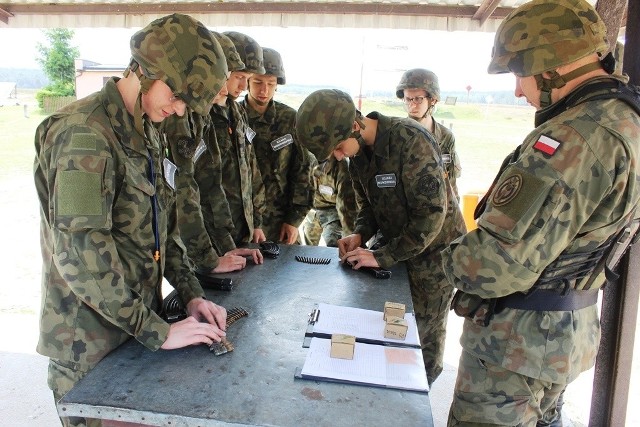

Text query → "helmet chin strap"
[350,110,368,152]
[125,61,155,137]
[534,61,603,108]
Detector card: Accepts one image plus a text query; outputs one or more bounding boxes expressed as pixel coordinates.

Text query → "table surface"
[59,244,433,426]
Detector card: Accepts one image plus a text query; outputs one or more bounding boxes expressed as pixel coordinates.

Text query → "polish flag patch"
[533,134,561,156]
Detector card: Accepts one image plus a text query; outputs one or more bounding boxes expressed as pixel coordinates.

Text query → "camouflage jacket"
[441,76,640,383]
[34,78,204,369]
[162,111,233,270]
[205,99,265,250]
[432,121,461,200]
[350,112,466,270]
[240,97,313,239]
[311,156,357,235]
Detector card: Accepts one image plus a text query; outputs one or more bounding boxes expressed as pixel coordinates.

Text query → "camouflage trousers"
[302,208,342,247]
[407,263,454,385]
[48,359,102,427]
[448,350,565,426]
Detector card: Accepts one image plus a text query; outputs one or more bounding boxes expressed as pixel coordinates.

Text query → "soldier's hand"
[279,223,299,245]
[161,316,226,350]
[342,247,379,269]
[226,247,264,265]
[338,234,362,258]
[213,255,247,273]
[186,297,227,331]
[252,228,266,243]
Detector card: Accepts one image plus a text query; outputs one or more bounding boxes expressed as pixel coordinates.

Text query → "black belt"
[495,288,599,312]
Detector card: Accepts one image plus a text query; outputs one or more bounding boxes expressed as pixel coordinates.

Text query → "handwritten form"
[309,302,420,347]
[299,338,429,393]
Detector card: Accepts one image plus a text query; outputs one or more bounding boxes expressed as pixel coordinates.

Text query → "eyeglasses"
[403,96,428,105]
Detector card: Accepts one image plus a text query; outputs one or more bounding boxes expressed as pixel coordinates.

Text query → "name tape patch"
[376,173,397,188]
[271,134,294,151]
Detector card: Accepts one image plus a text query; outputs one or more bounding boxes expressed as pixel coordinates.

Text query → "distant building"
[75,59,125,99]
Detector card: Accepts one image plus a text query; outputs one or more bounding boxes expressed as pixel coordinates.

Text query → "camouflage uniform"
[443,1,640,425]
[349,112,466,384]
[162,111,234,270]
[35,77,204,422]
[396,68,462,199]
[206,99,265,250]
[241,96,313,242]
[432,121,461,200]
[34,14,228,427]
[303,156,358,247]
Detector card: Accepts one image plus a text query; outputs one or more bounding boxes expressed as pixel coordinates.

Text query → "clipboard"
[295,337,429,393]
[303,303,421,348]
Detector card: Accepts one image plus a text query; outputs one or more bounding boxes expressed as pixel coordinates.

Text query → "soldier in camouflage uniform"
[162,32,263,275]
[34,14,230,426]
[302,156,358,247]
[442,1,640,425]
[296,89,467,385]
[396,68,462,200]
[240,47,314,244]
[202,31,267,251]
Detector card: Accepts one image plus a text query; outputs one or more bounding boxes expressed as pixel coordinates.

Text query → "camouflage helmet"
[222,31,266,74]
[488,0,609,77]
[130,14,228,116]
[295,89,356,161]
[212,31,245,72]
[395,68,440,101]
[262,47,286,85]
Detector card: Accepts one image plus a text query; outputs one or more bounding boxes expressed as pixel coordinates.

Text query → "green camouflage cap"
[262,47,286,85]
[488,0,609,77]
[222,31,266,74]
[130,13,228,116]
[396,68,440,101]
[212,31,245,72]
[295,89,356,161]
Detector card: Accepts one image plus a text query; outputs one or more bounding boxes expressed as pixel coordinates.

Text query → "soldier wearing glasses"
[396,69,462,200]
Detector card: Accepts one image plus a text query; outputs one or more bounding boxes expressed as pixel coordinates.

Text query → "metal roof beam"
[472,0,502,27]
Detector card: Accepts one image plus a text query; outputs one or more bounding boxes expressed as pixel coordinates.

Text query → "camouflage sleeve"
[441,123,616,298]
[285,137,314,227]
[194,135,237,255]
[335,159,357,235]
[443,131,462,179]
[351,160,377,243]
[373,131,447,268]
[46,125,170,351]
[164,114,220,270]
[249,141,266,229]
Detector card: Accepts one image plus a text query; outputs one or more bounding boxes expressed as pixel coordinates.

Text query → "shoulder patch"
[533,134,561,156]
[176,136,196,159]
[70,133,97,151]
[492,174,521,207]
[419,175,440,197]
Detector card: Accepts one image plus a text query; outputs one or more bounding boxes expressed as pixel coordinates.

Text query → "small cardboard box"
[384,316,408,340]
[383,302,406,321]
[330,334,356,360]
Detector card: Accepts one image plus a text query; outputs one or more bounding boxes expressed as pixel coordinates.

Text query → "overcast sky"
[1,26,515,94]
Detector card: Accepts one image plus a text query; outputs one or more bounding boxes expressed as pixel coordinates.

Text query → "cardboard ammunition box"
[384,316,408,340]
[383,302,406,321]
[330,334,356,360]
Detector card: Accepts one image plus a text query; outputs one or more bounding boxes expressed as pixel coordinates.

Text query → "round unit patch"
[177,136,197,158]
[492,174,522,207]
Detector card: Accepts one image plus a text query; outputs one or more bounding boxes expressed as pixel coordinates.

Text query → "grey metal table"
[59,245,433,426]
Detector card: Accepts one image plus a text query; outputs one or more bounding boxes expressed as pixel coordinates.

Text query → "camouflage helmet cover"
[130,13,228,116]
[222,31,266,74]
[212,31,245,72]
[395,68,440,101]
[262,47,286,85]
[295,89,356,161]
[488,0,609,77]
